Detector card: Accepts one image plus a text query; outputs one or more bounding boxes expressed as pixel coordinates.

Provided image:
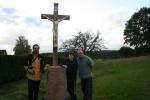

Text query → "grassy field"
[0,56,150,100]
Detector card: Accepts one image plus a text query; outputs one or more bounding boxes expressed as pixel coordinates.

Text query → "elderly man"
[77,48,94,100]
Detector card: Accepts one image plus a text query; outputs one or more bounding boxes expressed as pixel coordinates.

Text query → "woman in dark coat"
[62,52,78,100]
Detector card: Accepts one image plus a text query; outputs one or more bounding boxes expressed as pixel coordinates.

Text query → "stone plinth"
[46,66,67,100]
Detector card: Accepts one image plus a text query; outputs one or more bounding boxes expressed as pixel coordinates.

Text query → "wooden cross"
[41,3,70,66]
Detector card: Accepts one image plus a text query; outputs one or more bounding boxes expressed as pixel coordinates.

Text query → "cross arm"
[41,14,55,22]
[41,14,70,22]
[58,15,70,20]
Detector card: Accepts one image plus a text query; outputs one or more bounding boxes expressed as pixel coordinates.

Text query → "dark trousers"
[67,79,77,100]
[81,77,92,100]
[28,79,40,100]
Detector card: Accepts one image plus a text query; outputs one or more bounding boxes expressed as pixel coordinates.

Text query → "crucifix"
[41,3,70,66]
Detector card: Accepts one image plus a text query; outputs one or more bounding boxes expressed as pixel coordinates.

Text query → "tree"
[13,36,31,55]
[119,46,134,58]
[60,31,106,53]
[124,7,150,54]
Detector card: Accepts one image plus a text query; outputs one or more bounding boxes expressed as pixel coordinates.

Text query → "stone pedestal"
[46,66,67,100]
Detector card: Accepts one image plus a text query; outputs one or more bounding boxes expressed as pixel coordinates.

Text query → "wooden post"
[41,3,70,100]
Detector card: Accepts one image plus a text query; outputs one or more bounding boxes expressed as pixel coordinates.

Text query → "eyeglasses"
[33,47,39,49]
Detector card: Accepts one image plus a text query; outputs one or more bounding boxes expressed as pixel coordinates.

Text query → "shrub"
[0,55,26,84]
[119,46,135,58]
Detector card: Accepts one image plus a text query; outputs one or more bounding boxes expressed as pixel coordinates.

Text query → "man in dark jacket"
[61,52,78,100]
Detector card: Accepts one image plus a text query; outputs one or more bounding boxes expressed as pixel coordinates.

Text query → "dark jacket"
[62,58,78,81]
[24,54,49,80]
[24,54,47,71]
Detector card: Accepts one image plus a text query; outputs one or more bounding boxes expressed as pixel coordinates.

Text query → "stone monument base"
[46,66,67,100]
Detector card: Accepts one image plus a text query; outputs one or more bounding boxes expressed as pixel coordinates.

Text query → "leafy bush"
[119,46,135,58]
[86,50,120,59]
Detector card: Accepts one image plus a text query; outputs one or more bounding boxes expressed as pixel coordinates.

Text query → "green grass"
[0,75,47,100]
[92,56,150,100]
[0,56,150,100]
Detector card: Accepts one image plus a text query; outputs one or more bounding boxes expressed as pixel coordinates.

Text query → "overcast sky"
[0,0,150,55]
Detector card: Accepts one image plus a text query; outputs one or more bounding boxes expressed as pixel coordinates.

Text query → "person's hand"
[44,64,50,72]
[28,69,35,75]
[62,65,67,69]
[24,66,28,70]
[44,67,48,72]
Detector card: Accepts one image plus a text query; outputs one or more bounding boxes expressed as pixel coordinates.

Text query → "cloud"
[0,6,19,24]
[24,16,42,27]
